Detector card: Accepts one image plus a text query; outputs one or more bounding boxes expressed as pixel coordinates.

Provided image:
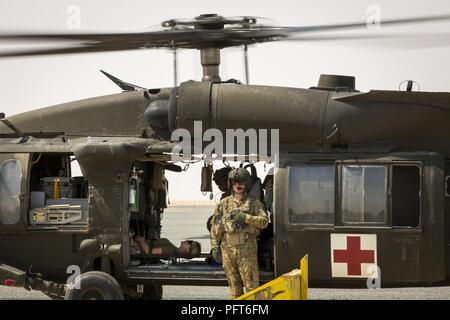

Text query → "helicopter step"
[125,260,274,286]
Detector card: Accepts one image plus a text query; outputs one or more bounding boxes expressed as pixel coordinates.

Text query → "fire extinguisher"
[129,168,140,212]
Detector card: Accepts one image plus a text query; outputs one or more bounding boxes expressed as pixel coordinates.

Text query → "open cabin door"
[0,153,29,233]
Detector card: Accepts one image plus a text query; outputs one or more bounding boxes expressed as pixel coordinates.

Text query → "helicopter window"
[0,159,22,225]
[341,165,387,224]
[288,164,335,225]
[392,166,420,227]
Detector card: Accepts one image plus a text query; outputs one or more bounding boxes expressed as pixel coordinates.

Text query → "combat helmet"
[228,167,251,190]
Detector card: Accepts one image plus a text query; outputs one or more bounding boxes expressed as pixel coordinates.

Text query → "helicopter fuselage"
[0,79,450,297]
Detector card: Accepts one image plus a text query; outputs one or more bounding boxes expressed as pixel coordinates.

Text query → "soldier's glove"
[211,247,222,264]
[233,212,247,223]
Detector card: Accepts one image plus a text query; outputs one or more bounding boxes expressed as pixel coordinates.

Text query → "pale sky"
[1,0,450,200]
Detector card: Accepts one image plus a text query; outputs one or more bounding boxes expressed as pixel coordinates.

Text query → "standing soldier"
[210,167,269,299]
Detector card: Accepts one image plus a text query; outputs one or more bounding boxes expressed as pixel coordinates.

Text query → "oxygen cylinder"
[129,169,140,212]
[129,184,136,205]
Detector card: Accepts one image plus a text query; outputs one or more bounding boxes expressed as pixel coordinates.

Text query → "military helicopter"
[1,13,450,300]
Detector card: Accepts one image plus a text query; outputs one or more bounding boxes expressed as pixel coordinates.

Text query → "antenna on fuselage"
[243,44,250,85]
[171,41,178,86]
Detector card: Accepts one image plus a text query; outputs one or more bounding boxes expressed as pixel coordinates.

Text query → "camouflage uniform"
[211,194,269,299]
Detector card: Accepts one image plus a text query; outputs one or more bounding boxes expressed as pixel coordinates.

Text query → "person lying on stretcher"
[134,235,201,257]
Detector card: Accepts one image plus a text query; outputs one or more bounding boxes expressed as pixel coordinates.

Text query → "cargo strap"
[53,177,59,199]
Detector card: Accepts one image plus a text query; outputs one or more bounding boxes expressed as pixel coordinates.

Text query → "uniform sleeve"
[210,202,224,249]
[158,239,178,256]
[245,200,269,230]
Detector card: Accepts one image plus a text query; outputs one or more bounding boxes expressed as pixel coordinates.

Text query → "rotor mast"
[194,14,224,82]
[161,13,261,83]
[200,48,221,82]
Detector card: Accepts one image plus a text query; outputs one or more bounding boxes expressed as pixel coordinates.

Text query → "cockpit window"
[0,159,22,225]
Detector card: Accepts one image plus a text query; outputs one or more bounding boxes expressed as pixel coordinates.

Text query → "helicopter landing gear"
[64,271,124,300]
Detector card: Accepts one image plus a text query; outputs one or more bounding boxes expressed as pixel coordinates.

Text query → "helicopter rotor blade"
[286,33,450,48]
[276,13,450,34]
[0,29,287,57]
[0,13,449,58]
[0,43,141,57]
[0,29,203,42]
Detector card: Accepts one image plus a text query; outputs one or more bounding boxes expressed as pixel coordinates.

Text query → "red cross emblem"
[331,234,377,278]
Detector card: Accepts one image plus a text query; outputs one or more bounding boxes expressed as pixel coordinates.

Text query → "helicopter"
[1,12,450,300]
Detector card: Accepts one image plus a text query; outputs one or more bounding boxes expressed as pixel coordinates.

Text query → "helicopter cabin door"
[0,153,29,233]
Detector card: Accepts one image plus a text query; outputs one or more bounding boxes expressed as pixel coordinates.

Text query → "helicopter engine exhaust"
[145,99,170,140]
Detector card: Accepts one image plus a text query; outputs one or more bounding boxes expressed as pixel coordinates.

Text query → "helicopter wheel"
[65,271,124,300]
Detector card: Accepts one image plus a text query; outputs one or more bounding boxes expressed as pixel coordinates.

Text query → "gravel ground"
[1,205,449,300]
[2,284,450,300]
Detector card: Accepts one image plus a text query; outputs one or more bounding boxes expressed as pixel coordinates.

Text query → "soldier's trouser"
[221,237,259,299]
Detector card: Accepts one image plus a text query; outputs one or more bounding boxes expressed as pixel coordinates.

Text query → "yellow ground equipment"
[235,255,308,300]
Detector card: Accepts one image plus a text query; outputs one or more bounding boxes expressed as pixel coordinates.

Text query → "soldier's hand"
[233,212,247,223]
[211,247,222,263]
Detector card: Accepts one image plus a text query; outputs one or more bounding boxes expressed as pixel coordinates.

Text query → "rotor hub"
[162,14,257,31]
[161,14,260,82]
